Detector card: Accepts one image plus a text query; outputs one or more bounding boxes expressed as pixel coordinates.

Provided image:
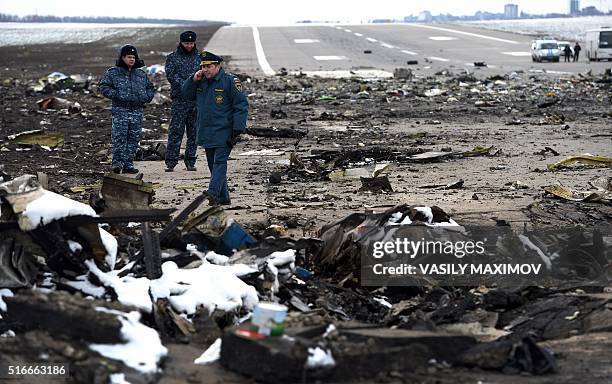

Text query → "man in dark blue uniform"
[99,45,155,174]
[164,31,200,172]
[182,51,248,205]
[573,42,581,62]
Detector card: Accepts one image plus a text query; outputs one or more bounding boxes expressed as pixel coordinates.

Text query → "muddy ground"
[0,24,611,384]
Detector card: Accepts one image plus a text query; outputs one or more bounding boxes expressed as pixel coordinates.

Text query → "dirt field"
[0,24,611,384]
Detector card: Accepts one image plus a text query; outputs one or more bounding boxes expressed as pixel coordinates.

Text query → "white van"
[585,28,612,61]
[531,40,560,62]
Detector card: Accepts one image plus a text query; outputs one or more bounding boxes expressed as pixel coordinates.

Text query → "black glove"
[227,131,242,148]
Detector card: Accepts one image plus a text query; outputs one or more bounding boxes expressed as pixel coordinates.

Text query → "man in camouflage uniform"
[164,31,201,172]
[182,51,248,205]
[99,45,155,174]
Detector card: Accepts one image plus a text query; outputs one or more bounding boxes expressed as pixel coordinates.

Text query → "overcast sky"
[1,0,610,24]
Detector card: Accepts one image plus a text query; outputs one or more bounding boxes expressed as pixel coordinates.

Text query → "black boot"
[123,167,139,174]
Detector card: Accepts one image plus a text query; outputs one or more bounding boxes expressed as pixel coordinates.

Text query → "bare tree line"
[0,13,223,24]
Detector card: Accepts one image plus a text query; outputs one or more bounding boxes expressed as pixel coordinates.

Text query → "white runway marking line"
[344,29,352,33]
[502,51,532,56]
[428,36,457,41]
[407,24,520,44]
[380,42,395,49]
[546,70,574,75]
[366,37,378,42]
[428,56,450,62]
[313,55,347,61]
[294,39,320,44]
[251,26,275,76]
[298,69,393,78]
[335,26,343,30]
[401,50,418,55]
[354,32,363,37]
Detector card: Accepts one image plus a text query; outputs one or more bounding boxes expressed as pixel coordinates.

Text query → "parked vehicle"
[585,28,612,61]
[531,40,560,62]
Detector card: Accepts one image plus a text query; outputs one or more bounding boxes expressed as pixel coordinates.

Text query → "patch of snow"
[1,330,15,337]
[160,261,259,314]
[109,373,130,384]
[100,227,118,269]
[85,260,152,312]
[0,289,14,312]
[194,338,222,365]
[90,308,167,374]
[387,211,412,226]
[266,250,296,293]
[267,250,296,267]
[64,275,106,297]
[465,16,612,42]
[306,347,336,368]
[82,258,259,315]
[205,251,230,265]
[387,207,457,227]
[373,297,393,308]
[21,190,96,230]
[0,22,174,47]
[323,324,337,338]
[67,240,83,253]
[414,207,434,223]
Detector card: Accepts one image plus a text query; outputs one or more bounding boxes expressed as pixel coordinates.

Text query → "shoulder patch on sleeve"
[233,77,242,92]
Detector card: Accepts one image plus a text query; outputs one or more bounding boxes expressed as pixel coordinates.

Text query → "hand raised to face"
[193,69,204,81]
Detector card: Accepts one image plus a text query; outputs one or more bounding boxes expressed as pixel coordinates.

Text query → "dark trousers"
[204,146,231,203]
[165,101,197,168]
[111,107,143,170]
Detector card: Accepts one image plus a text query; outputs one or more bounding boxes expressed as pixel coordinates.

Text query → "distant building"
[474,11,502,21]
[581,6,603,15]
[418,11,432,22]
[569,0,580,15]
[504,4,519,19]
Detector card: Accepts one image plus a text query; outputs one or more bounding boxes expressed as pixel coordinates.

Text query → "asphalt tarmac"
[205,23,611,76]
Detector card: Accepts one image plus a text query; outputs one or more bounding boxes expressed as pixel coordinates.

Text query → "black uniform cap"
[116,44,144,68]
[180,31,197,42]
[120,44,138,57]
[200,51,223,65]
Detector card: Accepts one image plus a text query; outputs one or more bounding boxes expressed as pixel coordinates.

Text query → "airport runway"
[204,23,610,76]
